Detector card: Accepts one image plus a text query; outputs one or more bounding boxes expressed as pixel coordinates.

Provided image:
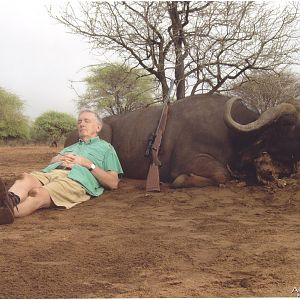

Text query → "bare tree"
[50,1,300,100]
[229,70,300,113]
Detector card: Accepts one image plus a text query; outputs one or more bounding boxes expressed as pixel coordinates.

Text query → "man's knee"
[16,172,38,183]
[16,172,42,188]
[16,172,29,181]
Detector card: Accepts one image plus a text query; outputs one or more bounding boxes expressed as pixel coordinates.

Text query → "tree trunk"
[168,2,187,100]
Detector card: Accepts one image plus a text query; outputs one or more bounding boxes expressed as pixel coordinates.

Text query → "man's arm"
[59,153,119,190]
[50,154,75,166]
[89,168,119,190]
[50,154,64,164]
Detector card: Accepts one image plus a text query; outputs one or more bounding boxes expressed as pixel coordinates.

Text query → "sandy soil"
[0,146,299,298]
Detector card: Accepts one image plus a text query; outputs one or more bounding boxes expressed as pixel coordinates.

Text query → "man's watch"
[88,163,96,171]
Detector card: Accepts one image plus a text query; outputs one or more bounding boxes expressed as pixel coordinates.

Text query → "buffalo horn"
[224,97,297,133]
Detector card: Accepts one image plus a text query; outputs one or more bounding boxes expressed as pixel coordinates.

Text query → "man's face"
[77,112,102,141]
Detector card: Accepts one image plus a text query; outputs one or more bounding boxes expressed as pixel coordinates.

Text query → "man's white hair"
[79,109,103,125]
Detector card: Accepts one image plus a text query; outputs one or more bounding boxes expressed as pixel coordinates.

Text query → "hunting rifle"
[145,79,175,192]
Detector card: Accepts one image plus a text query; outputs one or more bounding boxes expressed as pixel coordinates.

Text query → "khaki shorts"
[31,169,91,209]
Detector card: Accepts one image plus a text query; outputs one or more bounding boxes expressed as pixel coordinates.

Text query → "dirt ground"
[0,146,299,298]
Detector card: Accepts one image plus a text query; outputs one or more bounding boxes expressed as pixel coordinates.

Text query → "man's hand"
[60,153,91,169]
[50,153,119,189]
[51,153,92,169]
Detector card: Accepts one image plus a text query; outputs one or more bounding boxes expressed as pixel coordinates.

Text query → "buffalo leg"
[170,154,230,188]
[171,174,214,188]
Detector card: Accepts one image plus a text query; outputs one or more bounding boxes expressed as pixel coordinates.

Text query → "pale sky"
[0,0,110,120]
[0,0,299,121]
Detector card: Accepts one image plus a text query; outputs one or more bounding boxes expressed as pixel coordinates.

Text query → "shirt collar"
[78,136,100,144]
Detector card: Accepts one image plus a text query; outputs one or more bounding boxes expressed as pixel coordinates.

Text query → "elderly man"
[0,110,123,225]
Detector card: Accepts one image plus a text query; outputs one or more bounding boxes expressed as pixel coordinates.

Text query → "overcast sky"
[0,1,299,120]
[0,0,107,120]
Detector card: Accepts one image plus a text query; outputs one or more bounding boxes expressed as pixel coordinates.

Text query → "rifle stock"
[145,163,160,192]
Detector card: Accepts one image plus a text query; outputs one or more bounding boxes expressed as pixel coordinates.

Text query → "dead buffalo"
[65,94,299,188]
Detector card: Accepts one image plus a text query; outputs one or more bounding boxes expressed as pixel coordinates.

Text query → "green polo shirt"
[42,137,123,196]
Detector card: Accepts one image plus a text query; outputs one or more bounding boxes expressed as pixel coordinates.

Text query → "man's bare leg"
[9,173,43,202]
[13,187,54,218]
